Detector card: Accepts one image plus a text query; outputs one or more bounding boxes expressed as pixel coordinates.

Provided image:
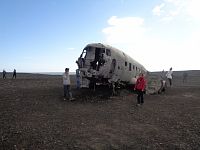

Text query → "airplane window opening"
[110,59,116,74]
[133,65,135,70]
[129,63,132,71]
[106,49,111,56]
[125,61,127,66]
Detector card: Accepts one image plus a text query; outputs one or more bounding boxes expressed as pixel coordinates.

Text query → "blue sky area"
[1,0,200,72]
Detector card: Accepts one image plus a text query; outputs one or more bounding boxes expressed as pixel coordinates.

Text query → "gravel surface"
[0,73,200,150]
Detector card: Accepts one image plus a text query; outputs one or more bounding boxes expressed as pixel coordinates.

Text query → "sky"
[0,0,200,72]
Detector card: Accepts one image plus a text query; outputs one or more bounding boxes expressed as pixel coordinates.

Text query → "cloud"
[101,1,200,71]
[102,16,166,70]
[152,0,182,22]
[153,5,181,22]
[102,16,145,44]
[186,0,200,20]
[102,15,200,71]
[152,3,165,16]
[153,0,200,22]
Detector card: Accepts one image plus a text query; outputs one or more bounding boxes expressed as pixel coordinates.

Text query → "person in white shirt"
[166,67,173,86]
[63,68,74,100]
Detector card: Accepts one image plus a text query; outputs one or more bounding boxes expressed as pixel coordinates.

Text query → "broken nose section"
[80,68,98,78]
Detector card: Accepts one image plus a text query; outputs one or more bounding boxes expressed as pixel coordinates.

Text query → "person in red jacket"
[134,73,146,106]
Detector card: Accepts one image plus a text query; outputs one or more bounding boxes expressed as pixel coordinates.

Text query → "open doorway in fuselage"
[90,48,105,71]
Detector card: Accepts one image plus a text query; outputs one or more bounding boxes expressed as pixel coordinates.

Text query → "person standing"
[183,72,188,83]
[166,67,173,87]
[160,69,165,80]
[76,69,81,89]
[3,69,6,79]
[158,80,167,94]
[134,73,146,106]
[12,69,17,79]
[159,69,167,94]
[63,68,74,101]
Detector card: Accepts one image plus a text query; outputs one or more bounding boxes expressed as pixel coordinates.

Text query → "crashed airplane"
[76,43,161,94]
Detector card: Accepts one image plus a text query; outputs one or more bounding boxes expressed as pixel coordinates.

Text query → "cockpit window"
[82,49,87,58]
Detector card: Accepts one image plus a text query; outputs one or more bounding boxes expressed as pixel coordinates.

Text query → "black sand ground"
[0,71,200,150]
